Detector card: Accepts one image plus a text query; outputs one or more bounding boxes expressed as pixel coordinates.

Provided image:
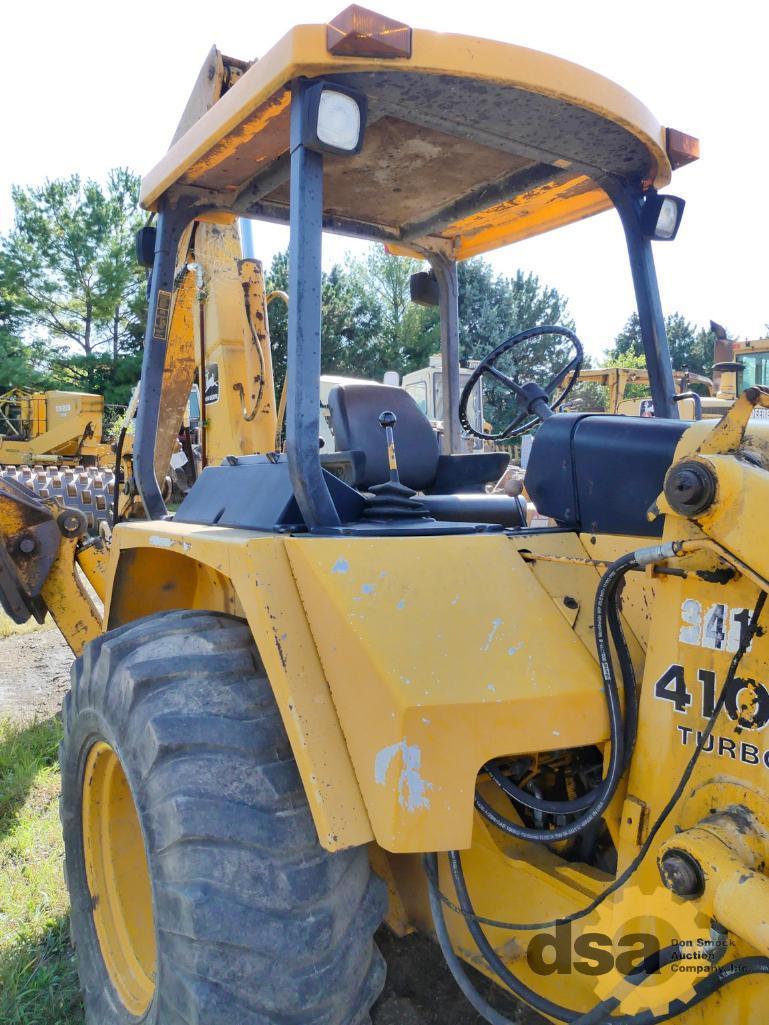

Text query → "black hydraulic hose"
[475,552,638,842]
[427,587,768,1025]
[112,423,128,527]
[448,850,578,1022]
[576,955,769,1025]
[609,592,639,764]
[426,852,532,1025]
[428,853,769,1025]
[486,761,596,814]
[449,852,695,1025]
[486,585,639,818]
[430,589,766,934]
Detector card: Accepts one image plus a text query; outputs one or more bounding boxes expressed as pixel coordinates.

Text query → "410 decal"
[653,664,769,732]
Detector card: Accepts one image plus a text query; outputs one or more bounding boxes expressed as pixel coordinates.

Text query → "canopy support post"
[427,252,462,453]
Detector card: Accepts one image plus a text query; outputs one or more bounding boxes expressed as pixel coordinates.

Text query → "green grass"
[0,718,83,1023]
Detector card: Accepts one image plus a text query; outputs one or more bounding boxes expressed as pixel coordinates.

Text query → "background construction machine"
[4,8,769,1025]
[0,387,118,467]
[709,322,769,419]
[572,366,720,418]
[0,387,120,530]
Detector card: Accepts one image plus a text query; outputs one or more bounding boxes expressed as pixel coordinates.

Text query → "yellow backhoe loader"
[573,367,718,418]
[3,9,769,1025]
[0,387,119,529]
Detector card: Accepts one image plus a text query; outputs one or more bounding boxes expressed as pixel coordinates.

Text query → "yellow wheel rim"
[82,741,157,1015]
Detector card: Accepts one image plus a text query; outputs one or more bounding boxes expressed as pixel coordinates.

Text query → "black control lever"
[379,411,402,484]
[362,410,430,521]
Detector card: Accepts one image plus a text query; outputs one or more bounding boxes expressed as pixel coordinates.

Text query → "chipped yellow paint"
[192,222,278,463]
[655,403,769,585]
[101,522,612,853]
[154,263,197,487]
[41,534,103,656]
[141,22,673,255]
[286,533,608,852]
[104,519,373,851]
[182,88,291,186]
[76,537,110,603]
[392,174,614,260]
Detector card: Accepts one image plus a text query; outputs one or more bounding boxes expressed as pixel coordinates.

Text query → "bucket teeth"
[1,463,116,533]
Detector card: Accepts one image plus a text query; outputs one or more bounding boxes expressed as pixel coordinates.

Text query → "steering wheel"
[459,325,584,440]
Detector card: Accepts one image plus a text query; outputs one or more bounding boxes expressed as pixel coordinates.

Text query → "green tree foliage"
[457,260,574,358]
[265,251,384,397]
[0,169,147,403]
[455,260,575,433]
[0,280,53,392]
[0,337,56,394]
[266,245,574,435]
[574,313,723,413]
[348,248,439,375]
[608,312,716,378]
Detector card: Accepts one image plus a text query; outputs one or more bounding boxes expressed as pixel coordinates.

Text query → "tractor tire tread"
[60,610,385,1025]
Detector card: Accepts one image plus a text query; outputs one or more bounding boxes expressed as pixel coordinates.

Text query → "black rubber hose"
[425,852,529,1025]
[576,955,769,1025]
[428,853,769,1025]
[112,423,128,527]
[432,590,766,934]
[450,851,698,1025]
[448,850,578,1022]
[475,552,638,842]
[485,584,639,819]
[485,761,596,814]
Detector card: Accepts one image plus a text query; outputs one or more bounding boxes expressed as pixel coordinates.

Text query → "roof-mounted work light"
[299,80,368,156]
[641,192,685,241]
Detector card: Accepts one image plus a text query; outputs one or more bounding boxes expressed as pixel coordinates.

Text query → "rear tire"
[60,609,387,1024]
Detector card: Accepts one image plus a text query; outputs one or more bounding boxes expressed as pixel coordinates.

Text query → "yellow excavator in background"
[0,387,120,530]
[5,9,769,1025]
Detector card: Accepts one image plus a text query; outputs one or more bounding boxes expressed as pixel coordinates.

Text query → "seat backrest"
[328,383,439,490]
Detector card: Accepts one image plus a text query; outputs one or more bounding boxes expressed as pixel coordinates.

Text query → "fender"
[105,519,373,850]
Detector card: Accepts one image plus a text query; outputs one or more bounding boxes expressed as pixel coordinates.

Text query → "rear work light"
[327,5,412,58]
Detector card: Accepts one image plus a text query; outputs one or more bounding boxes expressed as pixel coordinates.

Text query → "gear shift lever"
[379,411,401,484]
[362,410,430,520]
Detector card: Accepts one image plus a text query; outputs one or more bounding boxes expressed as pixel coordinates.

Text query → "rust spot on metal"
[272,626,287,669]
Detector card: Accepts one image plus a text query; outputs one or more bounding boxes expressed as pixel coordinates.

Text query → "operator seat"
[325,383,525,528]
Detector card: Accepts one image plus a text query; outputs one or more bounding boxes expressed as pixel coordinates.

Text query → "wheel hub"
[81,741,156,1015]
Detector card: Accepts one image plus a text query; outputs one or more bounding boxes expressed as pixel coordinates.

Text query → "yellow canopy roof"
[140,17,696,260]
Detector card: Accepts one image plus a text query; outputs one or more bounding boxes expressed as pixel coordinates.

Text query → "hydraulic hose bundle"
[426,548,769,1025]
[476,550,640,841]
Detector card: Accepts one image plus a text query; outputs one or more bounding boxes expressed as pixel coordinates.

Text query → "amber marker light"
[327,5,412,58]
[666,128,700,170]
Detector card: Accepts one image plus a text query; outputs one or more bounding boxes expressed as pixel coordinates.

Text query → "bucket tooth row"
[0,463,115,532]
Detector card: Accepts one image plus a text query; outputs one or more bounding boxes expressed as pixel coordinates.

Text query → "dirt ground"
[0,623,543,1025]
[0,623,73,723]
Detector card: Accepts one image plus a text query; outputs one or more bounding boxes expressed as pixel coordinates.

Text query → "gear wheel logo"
[590,884,712,1015]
